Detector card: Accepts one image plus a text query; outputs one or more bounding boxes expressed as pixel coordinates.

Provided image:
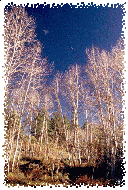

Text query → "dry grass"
[4,141,124,187]
[4,153,123,187]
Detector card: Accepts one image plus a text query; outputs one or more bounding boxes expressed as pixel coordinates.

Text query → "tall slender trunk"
[40,115,45,153]
[55,78,67,140]
[12,63,34,171]
[8,118,17,173]
[17,140,23,168]
[45,118,49,160]
[86,110,88,143]
[29,110,33,157]
[12,119,22,172]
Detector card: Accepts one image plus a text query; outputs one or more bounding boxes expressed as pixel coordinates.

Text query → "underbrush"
[4,153,125,187]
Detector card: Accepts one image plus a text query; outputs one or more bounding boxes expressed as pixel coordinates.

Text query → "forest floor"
[4,155,124,187]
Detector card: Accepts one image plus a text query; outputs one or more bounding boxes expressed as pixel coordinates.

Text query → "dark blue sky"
[25,3,124,73]
[25,3,125,125]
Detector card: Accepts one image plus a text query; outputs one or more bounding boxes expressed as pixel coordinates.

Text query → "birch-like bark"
[55,77,67,140]
[12,68,33,171]
[85,41,124,164]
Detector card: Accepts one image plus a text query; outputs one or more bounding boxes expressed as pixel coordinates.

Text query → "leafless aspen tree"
[85,39,124,166]
[62,64,82,164]
[4,5,49,172]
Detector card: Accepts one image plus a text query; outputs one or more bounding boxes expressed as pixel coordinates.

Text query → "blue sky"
[25,3,124,73]
[25,3,125,126]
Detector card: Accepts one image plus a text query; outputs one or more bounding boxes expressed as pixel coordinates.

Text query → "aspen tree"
[4,5,48,172]
[85,39,124,167]
[62,64,82,163]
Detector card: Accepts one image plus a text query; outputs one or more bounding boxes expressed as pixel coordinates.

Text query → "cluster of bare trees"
[4,5,49,173]
[4,5,125,175]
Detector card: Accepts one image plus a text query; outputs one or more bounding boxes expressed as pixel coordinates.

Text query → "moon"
[43,30,49,35]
